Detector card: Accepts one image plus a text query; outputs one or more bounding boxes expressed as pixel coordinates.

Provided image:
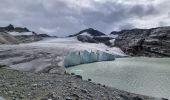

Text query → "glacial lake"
[66,57,170,99]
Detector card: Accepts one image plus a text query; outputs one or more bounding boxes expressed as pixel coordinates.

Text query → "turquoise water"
[66,57,170,99]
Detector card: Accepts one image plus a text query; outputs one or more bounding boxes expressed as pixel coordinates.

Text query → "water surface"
[67,57,170,99]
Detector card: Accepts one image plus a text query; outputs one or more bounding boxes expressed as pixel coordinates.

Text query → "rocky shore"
[0,68,160,100]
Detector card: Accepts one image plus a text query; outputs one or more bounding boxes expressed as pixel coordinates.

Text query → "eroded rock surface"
[112,27,170,57]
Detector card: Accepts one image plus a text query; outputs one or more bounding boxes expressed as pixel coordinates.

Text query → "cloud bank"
[0,0,170,36]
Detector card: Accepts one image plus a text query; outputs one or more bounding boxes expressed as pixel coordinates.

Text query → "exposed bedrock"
[113,27,170,57]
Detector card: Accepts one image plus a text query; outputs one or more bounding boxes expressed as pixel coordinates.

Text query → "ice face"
[64,50,115,67]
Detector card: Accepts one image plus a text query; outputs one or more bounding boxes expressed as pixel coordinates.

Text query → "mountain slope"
[68,28,115,45]
[0,32,19,44]
[0,24,30,33]
[112,26,170,57]
[0,24,52,44]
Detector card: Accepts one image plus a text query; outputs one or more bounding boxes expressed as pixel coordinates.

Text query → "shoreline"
[0,68,161,100]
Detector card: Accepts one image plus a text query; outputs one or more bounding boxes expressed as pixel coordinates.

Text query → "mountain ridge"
[68,26,170,57]
[111,26,170,57]
[68,28,105,37]
[0,24,51,44]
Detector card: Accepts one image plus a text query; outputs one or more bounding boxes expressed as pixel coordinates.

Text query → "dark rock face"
[69,28,105,37]
[14,27,30,32]
[93,36,112,43]
[37,34,51,37]
[5,24,15,31]
[0,24,14,32]
[77,35,98,43]
[77,35,114,46]
[132,96,143,100]
[0,24,30,32]
[113,27,170,57]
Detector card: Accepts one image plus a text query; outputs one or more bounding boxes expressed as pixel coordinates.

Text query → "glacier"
[28,37,126,67]
[0,37,126,73]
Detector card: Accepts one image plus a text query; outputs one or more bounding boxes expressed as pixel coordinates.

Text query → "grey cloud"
[168,12,170,17]
[0,0,169,36]
[128,4,159,18]
[119,23,134,30]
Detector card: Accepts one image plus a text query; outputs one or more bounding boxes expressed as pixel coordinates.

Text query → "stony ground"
[0,68,161,100]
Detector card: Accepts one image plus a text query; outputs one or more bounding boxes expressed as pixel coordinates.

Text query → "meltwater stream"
[66,57,170,99]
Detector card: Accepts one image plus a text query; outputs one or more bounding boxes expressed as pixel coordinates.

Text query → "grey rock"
[113,26,170,57]
[77,35,98,43]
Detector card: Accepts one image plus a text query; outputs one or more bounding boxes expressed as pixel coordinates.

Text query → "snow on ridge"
[107,34,118,38]
[8,32,33,36]
[81,32,92,37]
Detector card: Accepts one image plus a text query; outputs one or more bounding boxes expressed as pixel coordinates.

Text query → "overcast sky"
[0,0,170,36]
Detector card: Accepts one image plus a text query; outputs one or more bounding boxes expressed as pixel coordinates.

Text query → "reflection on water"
[66,57,170,99]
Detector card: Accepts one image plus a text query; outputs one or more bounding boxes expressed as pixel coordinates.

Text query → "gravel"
[0,68,160,100]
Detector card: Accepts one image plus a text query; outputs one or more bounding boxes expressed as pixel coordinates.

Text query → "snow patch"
[81,32,92,37]
[107,34,118,38]
[8,32,33,36]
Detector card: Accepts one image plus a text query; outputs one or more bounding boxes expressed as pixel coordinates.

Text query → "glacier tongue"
[0,38,126,73]
[64,50,115,67]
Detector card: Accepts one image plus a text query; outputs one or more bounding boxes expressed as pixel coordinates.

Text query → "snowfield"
[0,37,126,73]
[8,32,33,36]
[28,37,125,56]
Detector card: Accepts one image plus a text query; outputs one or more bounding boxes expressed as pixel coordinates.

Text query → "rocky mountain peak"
[6,24,15,31]
[68,28,105,37]
[0,24,30,32]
